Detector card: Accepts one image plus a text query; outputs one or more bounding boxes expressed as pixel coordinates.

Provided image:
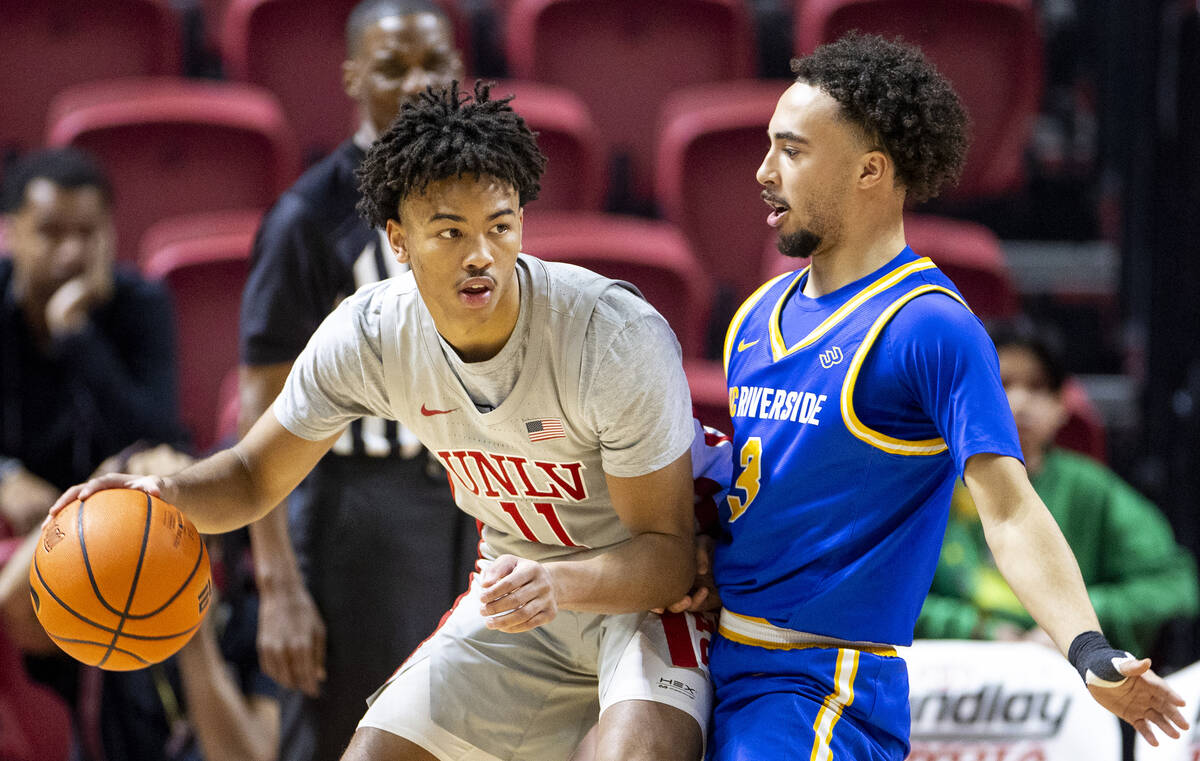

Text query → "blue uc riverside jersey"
[717,249,1021,646]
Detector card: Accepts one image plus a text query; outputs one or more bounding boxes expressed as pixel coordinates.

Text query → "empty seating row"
[5,0,1045,213]
[35,77,606,267]
[37,76,1024,330]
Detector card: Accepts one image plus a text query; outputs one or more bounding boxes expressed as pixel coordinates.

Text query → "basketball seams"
[31,554,125,636]
[32,552,205,640]
[30,489,212,670]
[76,497,127,618]
[47,635,155,668]
[97,491,155,667]
[124,525,208,620]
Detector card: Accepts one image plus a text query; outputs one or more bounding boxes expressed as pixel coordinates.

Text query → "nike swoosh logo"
[737,338,760,352]
[420,404,457,416]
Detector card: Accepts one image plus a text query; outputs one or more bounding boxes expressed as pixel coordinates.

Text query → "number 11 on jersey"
[499,501,580,546]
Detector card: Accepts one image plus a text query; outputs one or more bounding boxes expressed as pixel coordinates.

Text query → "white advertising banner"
[903,640,1122,761]
[1135,658,1200,761]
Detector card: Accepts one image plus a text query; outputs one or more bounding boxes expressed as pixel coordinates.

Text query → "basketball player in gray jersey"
[54,82,711,761]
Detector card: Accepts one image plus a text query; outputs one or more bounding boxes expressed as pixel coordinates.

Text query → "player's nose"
[756,154,778,187]
[462,237,495,269]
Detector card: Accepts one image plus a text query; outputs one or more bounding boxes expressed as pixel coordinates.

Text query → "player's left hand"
[1087,657,1189,746]
[479,554,559,633]
[655,535,721,614]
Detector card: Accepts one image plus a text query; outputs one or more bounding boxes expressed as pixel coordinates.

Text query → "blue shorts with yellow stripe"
[707,632,911,761]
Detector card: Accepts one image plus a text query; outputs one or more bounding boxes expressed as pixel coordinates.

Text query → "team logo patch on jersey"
[526,418,565,442]
[819,346,844,368]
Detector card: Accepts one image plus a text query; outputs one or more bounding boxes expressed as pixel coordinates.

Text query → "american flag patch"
[525,418,565,442]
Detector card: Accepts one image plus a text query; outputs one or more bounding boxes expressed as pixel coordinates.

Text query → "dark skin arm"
[239,363,328,697]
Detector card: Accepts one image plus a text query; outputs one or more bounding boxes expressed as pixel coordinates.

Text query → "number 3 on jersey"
[726,437,762,522]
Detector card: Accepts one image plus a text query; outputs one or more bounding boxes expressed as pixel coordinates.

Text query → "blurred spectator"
[235,1,475,759]
[916,320,1199,657]
[0,146,185,532]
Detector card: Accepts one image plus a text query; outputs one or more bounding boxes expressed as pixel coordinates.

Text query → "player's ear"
[857,150,889,190]
[386,219,408,263]
[342,59,362,100]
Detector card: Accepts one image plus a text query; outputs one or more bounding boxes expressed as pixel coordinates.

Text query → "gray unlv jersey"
[275,254,694,564]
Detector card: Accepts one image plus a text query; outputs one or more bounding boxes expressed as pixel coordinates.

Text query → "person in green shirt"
[916,321,1199,656]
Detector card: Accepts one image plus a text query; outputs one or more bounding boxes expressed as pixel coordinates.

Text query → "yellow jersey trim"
[840,284,970,455]
[723,271,796,373]
[717,626,898,657]
[810,649,859,761]
[768,258,938,362]
[717,610,899,657]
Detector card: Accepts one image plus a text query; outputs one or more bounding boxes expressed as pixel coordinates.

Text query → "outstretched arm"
[964,452,1189,745]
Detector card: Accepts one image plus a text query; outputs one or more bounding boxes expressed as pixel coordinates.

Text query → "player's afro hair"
[790,32,969,203]
[356,80,546,228]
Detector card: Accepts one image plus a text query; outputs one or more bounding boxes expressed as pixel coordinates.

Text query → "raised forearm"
[248,504,305,592]
[177,627,279,761]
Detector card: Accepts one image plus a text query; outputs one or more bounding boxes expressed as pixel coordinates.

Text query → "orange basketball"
[28,488,212,671]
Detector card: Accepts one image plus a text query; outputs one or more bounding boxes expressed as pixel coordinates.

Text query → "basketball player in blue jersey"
[701,33,1189,760]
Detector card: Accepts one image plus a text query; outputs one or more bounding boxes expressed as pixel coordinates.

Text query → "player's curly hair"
[356,80,546,228]
[791,32,969,203]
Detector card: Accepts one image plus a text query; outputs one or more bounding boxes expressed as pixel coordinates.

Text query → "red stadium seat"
[140,210,262,453]
[523,211,713,359]
[492,80,607,211]
[1058,377,1108,463]
[45,78,297,266]
[655,80,792,312]
[220,0,472,161]
[0,623,73,761]
[794,0,1044,201]
[901,214,1020,319]
[761,213,1020,320]
[504,0,756,207]
[0,0,181,160]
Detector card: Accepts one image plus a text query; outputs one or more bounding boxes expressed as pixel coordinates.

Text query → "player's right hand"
[257,580,326,696]
[479,554,559,633]
[47,473,166,520]
[1087,657,1188,746]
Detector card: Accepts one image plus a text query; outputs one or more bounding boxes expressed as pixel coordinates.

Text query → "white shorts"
[359,565,712,761]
